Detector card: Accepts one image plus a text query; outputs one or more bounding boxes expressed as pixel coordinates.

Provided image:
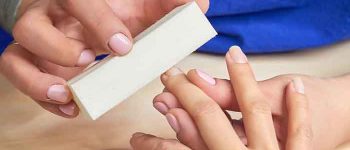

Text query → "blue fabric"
[0,28,12,53]
[199,0,350,54]
[1,0,350,54]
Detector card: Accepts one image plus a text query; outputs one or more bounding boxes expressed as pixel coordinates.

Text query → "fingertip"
[76,49,96,66]
[47,84,71,103]
[58,101,79,117]
[154,102,169,115]
[168,108,208,150]
[168,108,195,133]
[132,132,146,139]
[108,33,133,56]
[197,0,210,13]
[292,78,305,94]
[187,69,216,87]
[166,113,180,133]
[130,132,145,147]
[153,92,181,112]
[160,73,169,84]
[226,46,248,64]
[165,67,184,76]
[286,78,306,100]
[36,100,79,118]
[161,67,184,84]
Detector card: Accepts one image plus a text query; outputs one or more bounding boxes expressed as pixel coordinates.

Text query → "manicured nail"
[108,33,132,55]
[132,132,145,138]
[59,102,75,116]
[77,50,95,66]
[292,78,305,94]
[154,102,169,115]
[166,67,183,76]
[47,85,68,103]
[166,113,180,133]
[196,69,216,85]
[228,46,248,64]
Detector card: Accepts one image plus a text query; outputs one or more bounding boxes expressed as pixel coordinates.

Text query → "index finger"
[59,0,133,55]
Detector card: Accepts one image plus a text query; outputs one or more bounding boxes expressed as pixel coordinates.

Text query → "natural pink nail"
[196,69,216,85]
[228,46,248,64]
[154,102,169,115]
[166,114,180,133]
[166,67,183,76]
[108,33,132,55]
[59,103,75,116]
[77,50,95,66]
[132,132,145,138]
[292,78,305,94]
[47,85,68,103]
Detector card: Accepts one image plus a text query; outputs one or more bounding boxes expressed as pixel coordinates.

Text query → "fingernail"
[108,33,132,55]
[166,67,183,76]
[77,50,95,66]
[59,103,75,116]
[166,113,180,133]
[196,69,216,85]
[241,136,248,145]
[228,46,248,64]
[132,132,145,138]
[47,85,68,103]
[154,102,169,115]
[292,78,305,94]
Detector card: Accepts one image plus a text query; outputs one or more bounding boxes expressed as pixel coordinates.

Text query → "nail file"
[68,2,217,120]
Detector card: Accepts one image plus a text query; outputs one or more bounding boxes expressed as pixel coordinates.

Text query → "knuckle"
[12,12,36,39]
[192,100,221,120]
[294,126,313,141]
[12,19,26,39]
[245,100,272,116]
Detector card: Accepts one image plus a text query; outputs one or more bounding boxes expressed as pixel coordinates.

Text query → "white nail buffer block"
[68,2,217,120]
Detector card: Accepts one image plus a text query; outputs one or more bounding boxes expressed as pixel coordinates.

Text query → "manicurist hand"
[0,0,209,117]
[130,46,313,150]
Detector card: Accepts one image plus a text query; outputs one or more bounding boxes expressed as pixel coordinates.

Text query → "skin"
[1,1,349,148]
[150,60,350,149]
[130,46,313,150]
[0,0,209,117]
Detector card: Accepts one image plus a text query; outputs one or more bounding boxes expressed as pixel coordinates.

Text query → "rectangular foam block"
[68,2,217,120]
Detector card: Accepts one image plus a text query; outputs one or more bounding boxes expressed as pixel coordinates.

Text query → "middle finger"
[225,46,279,149]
